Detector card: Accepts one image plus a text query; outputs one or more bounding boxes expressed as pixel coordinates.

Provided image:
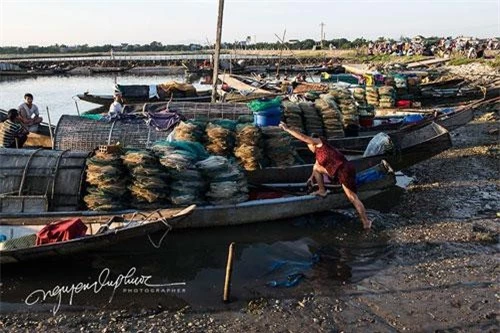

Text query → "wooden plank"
[406,58,450,68]
[218,74,273,95]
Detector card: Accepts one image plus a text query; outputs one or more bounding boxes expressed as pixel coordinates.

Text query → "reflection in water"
[1,212,390,313]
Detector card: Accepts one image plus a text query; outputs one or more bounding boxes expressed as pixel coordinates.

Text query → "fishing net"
[366,86,379,107]
[122,149,168,207]
[315,95,344,138]
[84,149,128,211]
[328,87,359,128]
[174,120,206,142]
[233,124,262,171]
[378,86,396,108]
[205,122,235,156]
[298,102,324,136]
[282,101,305,132]
[247,97,282,112]
[260,126,296,167]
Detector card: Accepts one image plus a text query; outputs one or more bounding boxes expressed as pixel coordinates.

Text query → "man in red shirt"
[279,122,372,229]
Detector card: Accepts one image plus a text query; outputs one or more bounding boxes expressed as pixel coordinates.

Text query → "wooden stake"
[46,106,55,149]
[211,0,225,103]
[276,29,287,77]
[223,242,235,303]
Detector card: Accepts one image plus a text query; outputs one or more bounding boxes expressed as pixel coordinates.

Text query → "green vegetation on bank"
[448,56,500,69]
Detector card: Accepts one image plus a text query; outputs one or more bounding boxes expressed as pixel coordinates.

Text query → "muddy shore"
[1,78,499,332]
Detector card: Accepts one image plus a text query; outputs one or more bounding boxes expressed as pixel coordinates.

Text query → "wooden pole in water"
[46,106,55,149]
[211,0,225,103]
[223,242,235,303]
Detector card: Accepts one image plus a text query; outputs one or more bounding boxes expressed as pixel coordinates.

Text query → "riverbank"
[0,99,497,331]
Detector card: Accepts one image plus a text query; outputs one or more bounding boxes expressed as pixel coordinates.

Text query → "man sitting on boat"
[108,91,123,119]
[18,93,43,132]
[0,109,28,148]
[279,121,372,229]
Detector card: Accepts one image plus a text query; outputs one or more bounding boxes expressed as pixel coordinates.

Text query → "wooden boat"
[0,109,54,148]
[247,122,451,184]
[77,90,213,107]
[0,162,396,264]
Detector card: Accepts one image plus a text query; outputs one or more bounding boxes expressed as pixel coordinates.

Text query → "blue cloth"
[266,254,319,288]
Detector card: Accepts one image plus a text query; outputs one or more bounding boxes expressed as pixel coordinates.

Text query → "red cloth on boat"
[396,100,411,108]
[36,218,88,246]
[315,138,357,193]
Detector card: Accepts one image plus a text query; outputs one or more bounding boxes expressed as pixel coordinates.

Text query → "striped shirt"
[0,119,23,148]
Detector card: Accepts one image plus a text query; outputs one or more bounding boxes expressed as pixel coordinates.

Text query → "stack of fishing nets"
[260,126,296,167]
[299,102,324,136]
[205,120,237,156]
[366,86,379,107]
[353,87,375,118]
[378,86,396,108]
[234,124,262,171]
[282,101,305,132]
[315,95,344,138]
[393,74,408,99]
[122,149,168,209]
[152,140,208,205]
[196,156,249,205]
[174,120,206,142]
[84,149,128,211]
[329,87,359,129]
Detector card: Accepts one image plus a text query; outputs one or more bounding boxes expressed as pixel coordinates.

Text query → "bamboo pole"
[276,29,287,77]
[223,242,235,303]
[46,106,55,149]
[211,0,225,103]
[274,33,315,82]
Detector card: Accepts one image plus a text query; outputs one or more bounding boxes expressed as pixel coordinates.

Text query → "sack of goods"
[260,126,297,167]
[298,102,324,136]
[234,124,263,171]
[152,141,208,205]
[282,101,305,132]
[174,120,206,142]
[196,156,249,205]
[315,94,344,138]
[366,86,379,107]
[122,149,168,209]
[205,120,237,156]
[378,86,396,109]
[84,149,128,211]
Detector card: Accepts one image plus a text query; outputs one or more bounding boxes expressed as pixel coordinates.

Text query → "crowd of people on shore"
[0,93,43,148]
[367,37,498,58]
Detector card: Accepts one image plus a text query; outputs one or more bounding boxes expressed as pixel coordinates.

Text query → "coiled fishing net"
[174,120,206,142]
[366,86,379,107]
[299,102,324,136]
[205,122,235,156]
[315,95,344,138]
[378,86,396,108]
[282,101,305,132]
[84,149,128,211]
[233,124,262,171]
[260,126,296,167]
[328,88,359,128]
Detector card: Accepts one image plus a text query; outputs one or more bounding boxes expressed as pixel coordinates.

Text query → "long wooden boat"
[247,122,451,184]
[0,162,396,264]
[77,90,213,107]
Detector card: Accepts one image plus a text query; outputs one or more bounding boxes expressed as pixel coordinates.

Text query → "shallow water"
[0,212,390,314]
[0,74,206,123]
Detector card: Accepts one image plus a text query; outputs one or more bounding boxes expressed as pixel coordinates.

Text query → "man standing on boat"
[279,122,372,229]
[18,93,43,132]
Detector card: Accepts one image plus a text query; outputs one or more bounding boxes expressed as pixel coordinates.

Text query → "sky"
[0,0,499,47]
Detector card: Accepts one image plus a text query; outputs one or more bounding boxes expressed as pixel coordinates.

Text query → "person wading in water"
[279,121,372,229]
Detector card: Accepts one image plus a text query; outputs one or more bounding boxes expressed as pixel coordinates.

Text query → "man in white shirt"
[18,93,43,132]
[108,91,123,119]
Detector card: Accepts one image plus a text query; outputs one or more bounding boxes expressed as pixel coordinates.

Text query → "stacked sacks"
[84,149,128,211]
[174,120,206,142]
[260,126,296,167]
[366,86,379,107]
[315,95,344,138]
[152,141,208,205]
[234,124,262,171]
[205,120,237,156]
[378,86,396,108]
[353,87,367,107]
[196,156,249,205]
[329,87,359,129]
[299,102,324,136]
[122,149,168,209]
[282,101,305,132]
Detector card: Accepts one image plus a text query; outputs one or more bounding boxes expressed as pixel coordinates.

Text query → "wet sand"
[0,82,498,332]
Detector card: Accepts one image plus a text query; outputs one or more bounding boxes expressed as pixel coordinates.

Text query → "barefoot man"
[279,121,372,229]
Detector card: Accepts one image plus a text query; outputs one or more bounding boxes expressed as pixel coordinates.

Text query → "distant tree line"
[0,37,450,54]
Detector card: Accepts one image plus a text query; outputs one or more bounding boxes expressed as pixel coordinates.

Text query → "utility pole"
[319,22,325,48]
[211,0,225,103]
